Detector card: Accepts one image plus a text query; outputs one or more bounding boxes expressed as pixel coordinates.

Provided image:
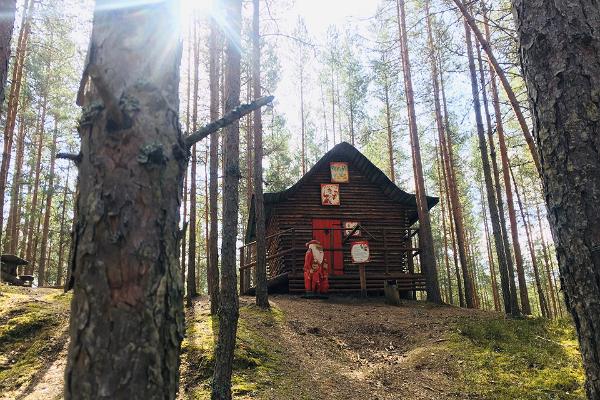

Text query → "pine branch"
[184,95,274,148]
[57,152,82,163]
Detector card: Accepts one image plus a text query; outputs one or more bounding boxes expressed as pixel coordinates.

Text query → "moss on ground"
[181,303,285,399]
[447,316,585,400]
[0,285,71,396]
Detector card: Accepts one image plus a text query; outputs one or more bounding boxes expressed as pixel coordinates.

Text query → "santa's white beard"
[309,244,324,264]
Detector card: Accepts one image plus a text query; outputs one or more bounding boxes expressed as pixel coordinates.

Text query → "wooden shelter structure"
[241,142,437,296]
[0,254,33,286]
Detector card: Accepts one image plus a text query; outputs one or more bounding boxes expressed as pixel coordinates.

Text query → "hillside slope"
[0,286,585,400]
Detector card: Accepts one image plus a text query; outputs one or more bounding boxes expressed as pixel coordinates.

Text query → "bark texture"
[64,2,184,398]
[396,0,441,304]
[512,0,600,395]
[208,10,221,316]
[252,0,269,309]
[212,0,242,398]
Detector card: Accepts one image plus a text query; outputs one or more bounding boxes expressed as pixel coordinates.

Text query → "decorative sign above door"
[321,184,340,206]
[330,162,349,183]
[344,221,361,237]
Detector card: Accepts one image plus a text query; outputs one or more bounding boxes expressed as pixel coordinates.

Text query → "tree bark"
[37,122,58,286]
[512,0,600,393]
[536,203,558,318]
[481,180,501,312]
[208,10,221,315]
[4,109,26,254]
[482,14,531,315]
[383,75,396,183]
[464,19,518,316]
[397,0,441,303]
[64,2,185,398]
[252,0,269,309]
[187,15,199,305]
[56,167,71,287]
[513,172,549,318]
[439,68,466,308]
[212,0,241,398]
[0,0,31,249]
[25,97,47,275]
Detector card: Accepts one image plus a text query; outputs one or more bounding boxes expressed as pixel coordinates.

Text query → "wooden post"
[291,228,297,276]
[383,227,389,274]
[239,246,245,295]
[359,264,367,298]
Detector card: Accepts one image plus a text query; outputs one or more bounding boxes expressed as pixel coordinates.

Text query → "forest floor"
[0,285,586,400]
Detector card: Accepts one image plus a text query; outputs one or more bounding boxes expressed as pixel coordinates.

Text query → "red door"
[312,219,344,275]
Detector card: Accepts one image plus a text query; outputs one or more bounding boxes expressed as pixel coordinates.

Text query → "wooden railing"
[239,226,422,295]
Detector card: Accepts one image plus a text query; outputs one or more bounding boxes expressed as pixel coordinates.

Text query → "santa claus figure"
[303,239,329,297]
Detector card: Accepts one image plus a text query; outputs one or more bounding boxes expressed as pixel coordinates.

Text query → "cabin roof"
[246,142,438,242]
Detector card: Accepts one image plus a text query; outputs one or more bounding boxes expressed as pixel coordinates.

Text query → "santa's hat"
[305,239,321,248]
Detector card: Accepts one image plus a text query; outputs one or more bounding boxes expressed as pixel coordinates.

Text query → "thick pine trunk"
[64,2,184,398]
[481,182,501,312]
[253,0,269,309]
[208,12,221,315]
[397,0,441,303]
[512,1,600,393]
[212,0,241,398]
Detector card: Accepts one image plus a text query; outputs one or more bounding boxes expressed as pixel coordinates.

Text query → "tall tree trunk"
[384,77,395,183]
[397,0,441,303]
[536,203,558,318]
[188,15,199,305]
[25,97,47,275]
[212,0,241,397]
[65,1,184,398]
[512,2,600,392]
[482,15,532,315]
[37,122,58,286]
[436,138,453,305]
[464,19,518,316]
[253,0,269,309]
[0,0,31,248]
[4,110,26,253]
[56,167,71,287]
[0,0,16,112]
[439,65,467,308]
[246,79,253,211]
[453,0,541,175]
[208,10,221,315]
[481,181,501,312]
[300,67,306,174]
[513,173,549,318]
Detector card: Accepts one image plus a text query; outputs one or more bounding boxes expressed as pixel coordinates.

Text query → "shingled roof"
[246,141,438,242]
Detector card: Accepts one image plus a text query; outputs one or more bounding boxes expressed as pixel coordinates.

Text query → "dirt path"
[257,295,491,400]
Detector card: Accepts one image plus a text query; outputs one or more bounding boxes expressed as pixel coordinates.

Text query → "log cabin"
[241,141,438,296]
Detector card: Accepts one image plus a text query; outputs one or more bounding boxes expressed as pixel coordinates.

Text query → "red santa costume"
[303,239,330,295]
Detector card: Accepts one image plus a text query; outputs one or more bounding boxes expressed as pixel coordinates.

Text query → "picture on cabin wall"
[330,162,349,183]
[344,221,361,237]
[351,241,370,264]
[321,184,340,206]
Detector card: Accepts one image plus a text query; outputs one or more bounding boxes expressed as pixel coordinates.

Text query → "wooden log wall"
[268,155,416,278]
